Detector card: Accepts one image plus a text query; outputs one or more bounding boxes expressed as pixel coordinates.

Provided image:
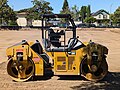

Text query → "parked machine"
[6,14,108,82]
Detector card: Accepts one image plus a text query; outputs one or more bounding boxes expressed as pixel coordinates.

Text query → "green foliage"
[110,14,117,25]
[60,0,70,14]
[80,5,91,22]
[114,7,120,19]
[26,0,53,20]
[80,6,87,22]
[98,19,110,26]
[8,21,18,26]
[61,0,69,12]
[71,5,80,21]
[60,0,71,23]
[86,5,91,18]
[0,0,17,25]
[84,16,96,23]
[110,7,120,26]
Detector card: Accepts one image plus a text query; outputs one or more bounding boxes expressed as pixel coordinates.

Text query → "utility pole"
[110,3,113,14]
[110,3,113,26]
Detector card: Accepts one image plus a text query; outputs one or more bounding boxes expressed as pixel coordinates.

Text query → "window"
[99,15,101,18]
[103,15,107,19]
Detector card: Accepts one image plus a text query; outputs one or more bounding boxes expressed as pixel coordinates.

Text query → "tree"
[60,0,70,14]
[60,0,71,23]
[26,0,53,20]
[86,5,91,18]
[80,5,92,23]
[110,14,117,25]
[0,0,17,25]
[71,5,80,21]
[113,7,120,25]
[80,6,87,22]
[32,0,53,14]
[110,7,120,26]
[84,16,96,23]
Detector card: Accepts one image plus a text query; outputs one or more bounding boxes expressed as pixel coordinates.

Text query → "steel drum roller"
[7,58,34,82]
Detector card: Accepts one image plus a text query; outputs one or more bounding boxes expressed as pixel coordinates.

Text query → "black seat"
[49,29,61,47]
[45,38,76,52]
[31,40,43,55]
[31,40,49,65]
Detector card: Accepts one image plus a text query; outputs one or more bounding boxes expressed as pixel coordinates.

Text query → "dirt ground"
[0,28,120,90]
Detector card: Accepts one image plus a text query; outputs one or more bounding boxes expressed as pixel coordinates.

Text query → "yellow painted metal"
[6,40,108,81]
[7,59,34,82]
[46,48,85,75]
[6,41,44,81]
[81,59,108,81]
[80,42,108,81]
[29,48,44,76]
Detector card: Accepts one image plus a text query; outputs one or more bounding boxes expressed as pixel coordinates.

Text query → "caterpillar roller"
[6,14,108,82]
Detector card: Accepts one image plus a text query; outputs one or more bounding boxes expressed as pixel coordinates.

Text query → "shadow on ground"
[71,72,120,90]
[1,62,120,90]
[30,70,54,81]
[58,75,86,80]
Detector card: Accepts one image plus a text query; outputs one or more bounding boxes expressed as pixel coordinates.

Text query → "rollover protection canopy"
[41,14,76,39]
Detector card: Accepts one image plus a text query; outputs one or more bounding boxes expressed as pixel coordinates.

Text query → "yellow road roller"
[6,14,108,82]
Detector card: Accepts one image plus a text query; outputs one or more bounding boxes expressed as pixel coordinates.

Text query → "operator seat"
[31,40,43,54]
[31,40,49,65]
[49,29,61,47]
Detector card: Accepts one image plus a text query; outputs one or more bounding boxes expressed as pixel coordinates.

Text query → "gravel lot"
[0,28,120,90]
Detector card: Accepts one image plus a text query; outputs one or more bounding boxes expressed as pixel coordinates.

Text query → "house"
[17,12,41,26]
[92,9,110,26]
[16,12,27,26]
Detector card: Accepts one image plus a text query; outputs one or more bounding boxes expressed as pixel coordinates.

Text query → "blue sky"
[8,0,120,13]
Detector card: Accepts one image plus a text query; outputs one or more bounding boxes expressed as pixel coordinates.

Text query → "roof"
[17,12,27,18]
[17,12,27,15]
[42,14,72,18]
[92,9,109,16]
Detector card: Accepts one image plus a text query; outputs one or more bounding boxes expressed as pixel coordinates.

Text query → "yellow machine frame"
[6,14,108,82]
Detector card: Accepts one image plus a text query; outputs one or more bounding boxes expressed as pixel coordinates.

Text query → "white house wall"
[93,14,109,20]
[74,21,82,25]
[94,14,103,20]
[17,17,27,26]
[106,14,109,19]
[32,20,42,26]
